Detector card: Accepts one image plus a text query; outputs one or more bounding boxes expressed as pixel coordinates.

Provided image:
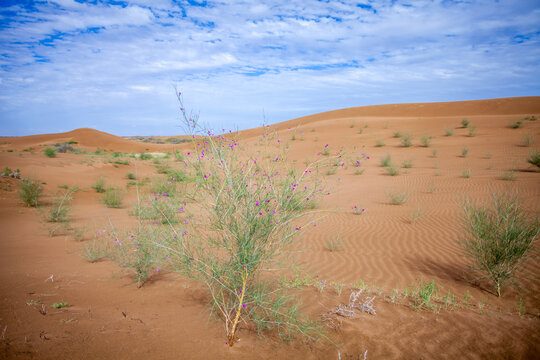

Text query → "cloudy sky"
[0,0,539,136]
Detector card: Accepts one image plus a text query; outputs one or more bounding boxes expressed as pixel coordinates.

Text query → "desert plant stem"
[228,267,248,346]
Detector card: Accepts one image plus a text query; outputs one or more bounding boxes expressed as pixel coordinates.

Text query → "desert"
[0,96,539,359]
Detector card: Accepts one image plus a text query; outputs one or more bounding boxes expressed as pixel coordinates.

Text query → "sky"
[0,0,539,136]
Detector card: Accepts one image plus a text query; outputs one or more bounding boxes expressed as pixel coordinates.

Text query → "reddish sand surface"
[1,97,539,359]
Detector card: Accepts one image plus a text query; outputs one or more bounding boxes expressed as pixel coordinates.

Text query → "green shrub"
[127,172,136,180]
[385,164,401,176]
[386,189,409,205]
[509,120,523,129]
[461,147,469,158]
[139,152,153,160]
[520,134,533,147]
[459,193,539,296]
[461,118,469,128]
[401,159,414,168]
[527,150,540,168]
[420,135,432,147]
[102,187,123,208]
[445,128,454,136]
[400,133,413,147]
[92,177,106,193]
[47,189,75,222]
[155,96,325,346]
[19,178,43,207]
[44,148,56,158]
[380,153,392,167]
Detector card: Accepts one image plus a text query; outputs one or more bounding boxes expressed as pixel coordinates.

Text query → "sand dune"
[0,97,539,359]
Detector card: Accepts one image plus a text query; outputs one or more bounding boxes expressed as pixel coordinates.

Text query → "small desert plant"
[321,145,330,156]
[290,132,296,141]
[485,152,492,159]
[375,140,385,147]
[326,237,342,252]
[432,148,438,158]
[380,153,392,167]
[174,150,184,162]
[407,279,439,311]
[520,134,533,147]
[102,187,123,208]
[509,120,523,129]
[461,169,471,178]
[139,152,153,160]
[352,205,365,215]
[461,118,469,128]
[500,170,515,181]
[401,159,414,168]
[459,192,539,296]
[445,128,454,136]
[108,225,163,287]
[410,207,422,224]
[393,131,402,138]
[354,168,365,175]
[400,133,413,147]
[461,147,469,158]
[44,148,56,158]
[385,164,401,176]
[468,125,476,137]
[527,150,540,169]
[82,240,109,263]
[127,172,136,180]
[420,135,432,147]
[92,177,106,193]
[47,188,75,222]
[386,189,409,205]
[19,178,43,207]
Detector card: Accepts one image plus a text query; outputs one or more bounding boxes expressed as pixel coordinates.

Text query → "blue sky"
[0,0,539,136]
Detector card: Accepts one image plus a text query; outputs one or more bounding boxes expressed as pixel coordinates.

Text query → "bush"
[385,164,401,176]
[380,153,392,167]
[459,193,539,296]
[102,187,123,208]
[92,177,106,193]
[420,135,432,147]
[461,118,469,128]
[386,189,409,205]
[47,189,75,222]
[139,152,153,160]
[375,140,385,147]
[156,92,325,346]
[19,178,43,207]
[509,120,523,129]
[527,150,540,169]
[461,147,469,158]
[445,128,454,136]
[400,133,413,147]
[44,148,56,158]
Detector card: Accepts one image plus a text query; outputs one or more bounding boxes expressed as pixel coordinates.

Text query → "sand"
[0,96,539,359]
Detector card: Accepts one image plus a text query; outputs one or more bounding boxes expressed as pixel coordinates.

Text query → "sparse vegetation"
[500,170,516,181]
[102,187,123,208]
[459,192,539,296]
[92,177,106,193]
[385,164,401,176]
[461,118,469,128]
[432,148,438,158]
[400,133,413,147]
[468,125,476,137]
[375,139,385,147]
[420,135,432,147]
[401,159,414,168]
[19,178,43,207]
[47,188,75,223]
[461,169,471,178]
[386,189,409,205]
[520,134,533,147]
[380,153,392,167]
[44,148,56,158]
[509,120,523,129]
[445,128,454,136]
[527,150,540,169]
[461,146,469,158]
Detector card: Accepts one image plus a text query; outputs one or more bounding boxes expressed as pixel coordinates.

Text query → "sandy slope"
[0,97,539,359]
